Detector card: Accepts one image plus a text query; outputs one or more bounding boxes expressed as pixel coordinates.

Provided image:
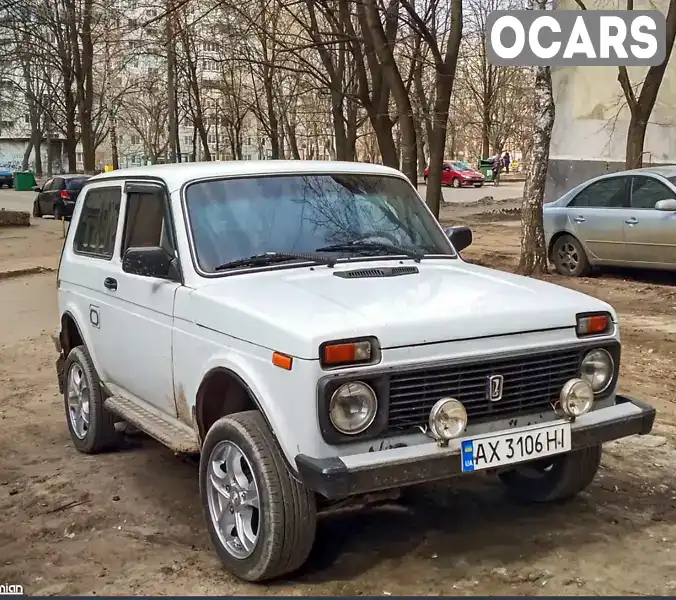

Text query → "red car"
[423,160,485,188]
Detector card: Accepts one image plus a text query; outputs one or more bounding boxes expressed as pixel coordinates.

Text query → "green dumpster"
[13,171,37,191]
[478,159,494,181]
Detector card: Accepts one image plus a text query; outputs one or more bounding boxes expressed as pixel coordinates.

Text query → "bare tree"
[517,0,553,276]
[574,0,676,169]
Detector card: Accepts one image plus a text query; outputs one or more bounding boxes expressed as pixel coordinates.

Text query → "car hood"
[189,259,615,359]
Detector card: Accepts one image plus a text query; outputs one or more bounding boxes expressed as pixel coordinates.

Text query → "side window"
[73,188,122,259]
[568,177,628,208]
[121,190,174,259]
[42,179,54,191]
[54,178,65,190]
[630,176,674,209]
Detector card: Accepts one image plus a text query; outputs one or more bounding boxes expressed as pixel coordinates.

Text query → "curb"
[0,266,56,281]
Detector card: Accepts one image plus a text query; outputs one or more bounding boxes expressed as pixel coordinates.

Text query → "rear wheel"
[63,346,120,454]
[499,445,602,503]
[551,234,591,277]
[200,410,317,582]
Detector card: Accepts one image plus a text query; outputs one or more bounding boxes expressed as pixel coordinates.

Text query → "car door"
[441,163,452,185]
[564,175,629,263]
[625,175,676,266]
[39,178,54,213]
[99,181,181,417]
[58,181,124,386]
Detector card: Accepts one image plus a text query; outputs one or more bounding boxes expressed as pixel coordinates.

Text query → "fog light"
[428,398,467,440]
[560,378,594,417]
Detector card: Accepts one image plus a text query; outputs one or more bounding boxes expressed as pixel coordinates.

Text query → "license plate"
[460,422,571,473]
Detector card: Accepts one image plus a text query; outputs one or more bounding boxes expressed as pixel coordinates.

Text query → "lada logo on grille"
[487,374,504,402]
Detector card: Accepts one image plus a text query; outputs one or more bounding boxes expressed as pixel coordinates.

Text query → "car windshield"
[453,161,472,170]
[184,173,454,273]
[66,177,90,191]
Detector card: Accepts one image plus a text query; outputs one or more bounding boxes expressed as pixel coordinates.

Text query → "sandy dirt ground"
[1,203,676,596]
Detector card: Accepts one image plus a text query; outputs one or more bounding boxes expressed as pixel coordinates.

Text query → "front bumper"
[295,395,656,500]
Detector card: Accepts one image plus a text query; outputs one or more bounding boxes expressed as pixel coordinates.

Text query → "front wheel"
[32,200,42,218]
[499,445,602,503]
[452,177,461,188]
[200,410,317,582]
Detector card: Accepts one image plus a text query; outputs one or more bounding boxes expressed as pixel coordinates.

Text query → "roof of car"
[592,165,676,179]
[88,160,406,191]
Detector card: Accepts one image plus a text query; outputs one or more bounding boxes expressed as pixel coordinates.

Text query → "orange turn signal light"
[576,313,610,337]
[323,340,372,366]
[272,351,293,370]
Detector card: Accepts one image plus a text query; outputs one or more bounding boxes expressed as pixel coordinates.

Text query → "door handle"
[625,217,639,225]
[573,216,586,223]
[104,277,117,291]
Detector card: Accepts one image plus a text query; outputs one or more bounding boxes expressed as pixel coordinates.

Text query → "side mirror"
[444,225,473,252]
[32,186,41,192]
[122,246,177,280]
[655,198,676,211]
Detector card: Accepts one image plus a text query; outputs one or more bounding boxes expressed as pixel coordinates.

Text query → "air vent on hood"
[333,266,419,279]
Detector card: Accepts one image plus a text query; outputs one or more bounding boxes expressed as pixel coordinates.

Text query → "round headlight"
[428,398,468,440]
[560,378,594,417]
[581,348,614,393]
[329,381,377,435]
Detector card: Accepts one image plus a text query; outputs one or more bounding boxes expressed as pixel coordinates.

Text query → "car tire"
[551,234,591,277]
[63,345,120,454]
[499,444,602,504]
[200,410,317,582]
[452,177,461,188]
[32,201,42,218]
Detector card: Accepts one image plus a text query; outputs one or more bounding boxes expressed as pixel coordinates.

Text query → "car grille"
[387,348,581,431]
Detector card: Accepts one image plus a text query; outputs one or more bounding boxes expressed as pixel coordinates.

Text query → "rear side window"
[73,188,122,259]
[568,176,628,208]
[66,178,90,191]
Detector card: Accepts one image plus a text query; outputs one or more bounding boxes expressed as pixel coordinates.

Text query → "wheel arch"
[194,366,277,446]
[58,308,105,378]
[548,229,578,260]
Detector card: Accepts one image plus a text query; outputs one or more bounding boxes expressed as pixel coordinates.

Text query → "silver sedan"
[544,166,676,276]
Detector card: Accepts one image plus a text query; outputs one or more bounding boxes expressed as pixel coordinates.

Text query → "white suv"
[53,161,656,582]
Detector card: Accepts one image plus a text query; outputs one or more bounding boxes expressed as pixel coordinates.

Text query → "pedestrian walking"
[502,151,511,174]
[491,155,503,186]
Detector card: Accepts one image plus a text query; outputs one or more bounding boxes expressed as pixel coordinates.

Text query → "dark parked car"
[32,175,91,220]
[0,169,13,188]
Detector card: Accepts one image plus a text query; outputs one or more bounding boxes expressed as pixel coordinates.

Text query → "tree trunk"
[45,124,53,175]
[625,117,649,169]
[364,0,417,184]
[166,0,177,163]
[517,64,554,276]
[481,105,490,159]
[22,140,33,171]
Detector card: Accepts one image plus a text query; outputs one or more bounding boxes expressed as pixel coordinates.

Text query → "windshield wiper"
[316,242,425,262]
[215,251,336,271]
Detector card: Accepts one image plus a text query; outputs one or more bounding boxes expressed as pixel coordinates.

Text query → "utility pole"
[166,0,177,163]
